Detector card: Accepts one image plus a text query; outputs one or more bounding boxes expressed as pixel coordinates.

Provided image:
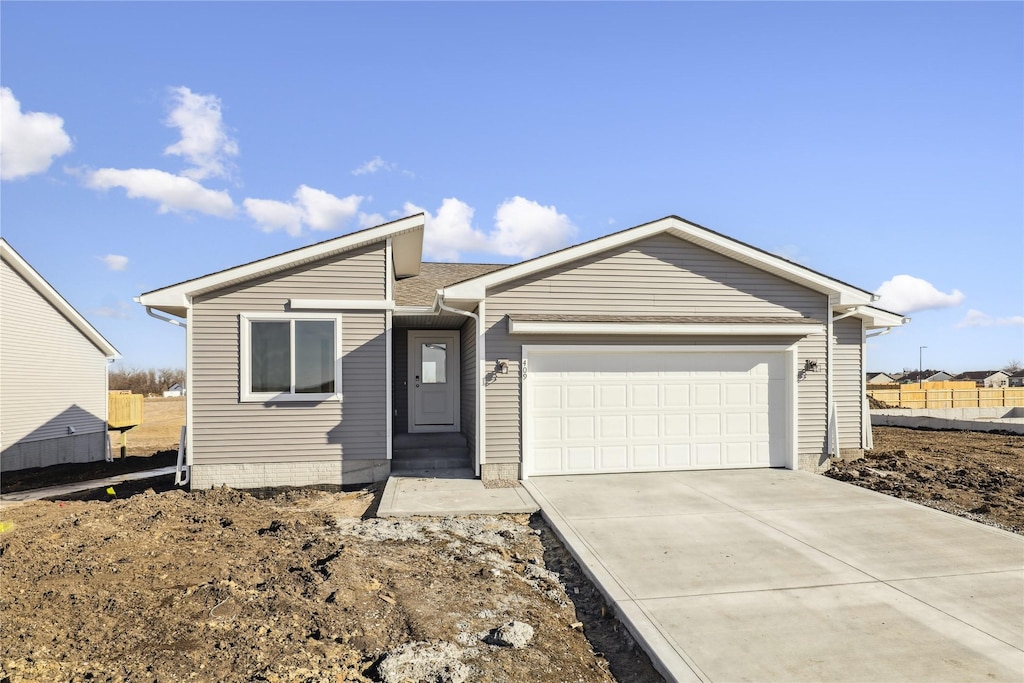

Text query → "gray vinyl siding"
[460,315,477,460]
[797,333,828,470]
[393,329,408,435]
[190,245,387,466]
[482,234,830,469]
[0,257,109,455]
[834,316,864,450]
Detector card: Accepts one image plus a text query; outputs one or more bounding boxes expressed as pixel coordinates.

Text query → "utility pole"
[919,346,927,389]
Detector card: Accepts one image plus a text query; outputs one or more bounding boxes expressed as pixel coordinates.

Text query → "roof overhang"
[854,306,910,329]
[442,215,879,308]
[139,214,425,317]
[1,239,120,359]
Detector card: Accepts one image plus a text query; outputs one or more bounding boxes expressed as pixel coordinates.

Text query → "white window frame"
[239,312,343,403]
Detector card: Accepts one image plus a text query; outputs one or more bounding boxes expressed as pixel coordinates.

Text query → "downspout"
[826,295,838,458]
[862,325,896,449]
[865,327,893,339]
[137,300,190,484]
[436,295,484,478]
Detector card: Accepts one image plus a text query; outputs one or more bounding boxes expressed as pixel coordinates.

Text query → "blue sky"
[2,2,1021,374]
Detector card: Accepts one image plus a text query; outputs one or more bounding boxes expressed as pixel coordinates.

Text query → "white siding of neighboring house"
[189,244,388,479]
[1,257,109,470]
[481,233,833,474]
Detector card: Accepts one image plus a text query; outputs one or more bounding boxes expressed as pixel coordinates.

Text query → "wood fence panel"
[867,386,1024,409]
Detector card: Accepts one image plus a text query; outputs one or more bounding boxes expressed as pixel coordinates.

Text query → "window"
[240,313,342,401]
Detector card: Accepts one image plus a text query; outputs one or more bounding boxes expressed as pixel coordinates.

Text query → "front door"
[408,331,460,432]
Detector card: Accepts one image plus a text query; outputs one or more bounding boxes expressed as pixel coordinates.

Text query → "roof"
[395,262,506,307]
[139,214,426,317]
[0,238,120,359]
[954,370,1008,380]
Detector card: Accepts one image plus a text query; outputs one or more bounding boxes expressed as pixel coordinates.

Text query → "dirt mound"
[0,486,661,682]
[827,427,1024,534]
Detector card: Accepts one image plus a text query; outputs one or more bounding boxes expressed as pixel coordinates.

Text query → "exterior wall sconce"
[496,359,509,374]
[804,360,819,373]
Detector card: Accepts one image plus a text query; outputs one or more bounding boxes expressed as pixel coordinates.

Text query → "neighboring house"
[1,239,120,471]
[866,372,895,384]
[953,370,1010,388]
[1009,371,1024,388]
[138,214,907,489]
[163,383,186,397]
[897,370,952,385]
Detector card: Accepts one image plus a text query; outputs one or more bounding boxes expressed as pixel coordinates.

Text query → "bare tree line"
[109,367,185,396]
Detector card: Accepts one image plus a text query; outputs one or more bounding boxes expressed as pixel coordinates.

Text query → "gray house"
[138,214,907,489]
[1,239,120,471]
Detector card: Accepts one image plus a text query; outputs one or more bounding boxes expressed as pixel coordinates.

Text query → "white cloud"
[100,254,129,271]
[244,185,364,236]
[491,196,577,258]
[352,156,395,176]
[406,198,488,261]
[358,212,385,229]
[956,309,1024,329]
[408,196,577,261]
[87,167,235,217]
[90,302,132,319]
[0,87,73,180]
[874,274,965,313]
[163,86,238,181]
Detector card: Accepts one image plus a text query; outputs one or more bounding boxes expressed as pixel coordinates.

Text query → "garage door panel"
[567,385,594,408]
[600,385,627,408]
[527,349,787,476]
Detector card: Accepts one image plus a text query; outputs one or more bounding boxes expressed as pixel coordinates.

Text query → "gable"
[487,233,826,319]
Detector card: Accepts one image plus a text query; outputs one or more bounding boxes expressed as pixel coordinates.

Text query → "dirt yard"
[827,426,1024,534]
[3,423,1022,681]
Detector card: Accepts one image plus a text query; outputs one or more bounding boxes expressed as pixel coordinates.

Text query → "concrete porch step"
[392,432,470,472]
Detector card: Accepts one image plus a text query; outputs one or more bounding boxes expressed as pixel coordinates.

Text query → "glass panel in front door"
[421,342,447,384]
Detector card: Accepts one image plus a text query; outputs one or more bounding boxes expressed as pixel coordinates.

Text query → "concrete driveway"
[523,469,1024,683]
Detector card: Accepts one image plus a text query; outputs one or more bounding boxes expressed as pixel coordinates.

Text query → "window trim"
[239,312,343,403]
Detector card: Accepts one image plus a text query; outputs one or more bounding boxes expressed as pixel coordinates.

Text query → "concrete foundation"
[1,431,108,472]
[481,462,519,482]
[190,459,390,490]
[872,408,1024,435]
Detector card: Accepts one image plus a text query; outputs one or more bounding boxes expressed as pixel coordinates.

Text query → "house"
[1,239,120,471]
[866,372,895,384]
[163,383,186,398]
[1010,371,1024,388]
[138,214,907,489]
[953,370,1010,388]
[897,370,952,385]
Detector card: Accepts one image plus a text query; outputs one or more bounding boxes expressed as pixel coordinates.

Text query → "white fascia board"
[290,299,395,311]
[860,308,910,329]
[139,214,426,313]
[443,216,875,305]
[508,319,825,336]
[0,239,121,359]
[393,305,437,316]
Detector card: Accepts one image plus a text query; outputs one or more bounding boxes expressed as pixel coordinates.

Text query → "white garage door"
[525,348,790,476]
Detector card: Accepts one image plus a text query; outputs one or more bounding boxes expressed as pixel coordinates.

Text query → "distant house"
[866,372,895,384]
[1009,371,1024,388]
[898,370,952,384]
[1,239,120,471]
[163,383,185,398]
[954,370,1010,388]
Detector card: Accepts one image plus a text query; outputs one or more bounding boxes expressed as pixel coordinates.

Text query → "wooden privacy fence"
[868,385,1024,409]
[108,391,144,429]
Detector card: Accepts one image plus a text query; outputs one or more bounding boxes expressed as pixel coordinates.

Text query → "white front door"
[408,331,460,433]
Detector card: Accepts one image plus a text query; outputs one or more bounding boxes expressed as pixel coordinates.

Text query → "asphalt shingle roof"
[395,262,507,306]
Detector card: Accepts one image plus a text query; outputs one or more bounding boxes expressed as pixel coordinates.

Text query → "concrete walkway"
[0,466,177,507]
[524,469,1024,683]
[376,469,538,517]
